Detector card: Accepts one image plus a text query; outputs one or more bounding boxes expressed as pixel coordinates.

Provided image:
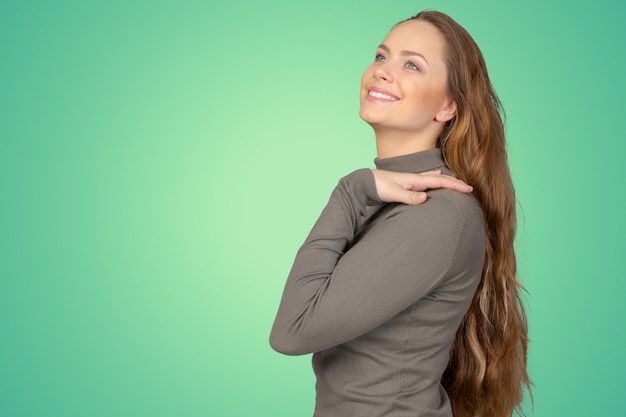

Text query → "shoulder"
[428,188,483,222]
[388,189,486,277]
[382,189,485,261]
[392,189,483,231]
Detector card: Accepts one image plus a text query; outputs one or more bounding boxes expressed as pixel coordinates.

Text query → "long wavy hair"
[404,11,531,417]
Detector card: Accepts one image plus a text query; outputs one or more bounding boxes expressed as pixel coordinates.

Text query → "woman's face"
[359,20,455,137]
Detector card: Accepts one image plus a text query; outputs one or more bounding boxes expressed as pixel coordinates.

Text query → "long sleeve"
[269,167,484,356]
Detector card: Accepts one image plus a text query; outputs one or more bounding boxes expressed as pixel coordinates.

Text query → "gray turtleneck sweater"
[270,149,485,417]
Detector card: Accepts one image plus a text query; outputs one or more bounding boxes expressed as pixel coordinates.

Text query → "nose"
[373,64,393,82]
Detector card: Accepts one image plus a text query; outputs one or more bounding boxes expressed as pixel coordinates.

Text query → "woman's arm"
[269,169,480,355]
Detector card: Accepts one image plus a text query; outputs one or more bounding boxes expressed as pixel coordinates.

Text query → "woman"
[270,10,530,417]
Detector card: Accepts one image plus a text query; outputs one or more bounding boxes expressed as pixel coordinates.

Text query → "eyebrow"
[378,44,430,67]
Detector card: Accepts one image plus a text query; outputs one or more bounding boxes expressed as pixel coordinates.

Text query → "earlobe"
[435,99,457,122]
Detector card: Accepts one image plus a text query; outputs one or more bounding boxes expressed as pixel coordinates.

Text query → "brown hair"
[405,10,531,417]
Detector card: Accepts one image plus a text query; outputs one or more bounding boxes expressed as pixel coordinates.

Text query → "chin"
[358,107,377,124]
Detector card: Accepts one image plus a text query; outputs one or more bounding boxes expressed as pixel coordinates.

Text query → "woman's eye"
[375,54,386,62]
[405,61,420,71]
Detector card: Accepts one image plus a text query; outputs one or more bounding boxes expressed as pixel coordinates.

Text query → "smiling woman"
[270,10,530,417]
[359,19,456,159]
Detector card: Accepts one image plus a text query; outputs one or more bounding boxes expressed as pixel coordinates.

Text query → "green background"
[2,0,624,416]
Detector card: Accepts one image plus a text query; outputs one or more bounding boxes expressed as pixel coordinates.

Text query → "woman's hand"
[372,169,473,205]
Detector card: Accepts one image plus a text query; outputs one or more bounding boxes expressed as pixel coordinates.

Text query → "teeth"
[369,91,398,100]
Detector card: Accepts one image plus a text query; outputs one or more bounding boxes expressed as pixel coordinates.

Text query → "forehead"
[382,20,447,61]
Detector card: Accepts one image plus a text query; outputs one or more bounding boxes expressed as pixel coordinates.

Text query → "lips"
[366,86,399,101]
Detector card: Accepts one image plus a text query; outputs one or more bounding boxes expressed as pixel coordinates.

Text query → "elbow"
[269,329,312,356]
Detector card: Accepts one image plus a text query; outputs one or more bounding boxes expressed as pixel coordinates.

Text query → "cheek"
[400,84,446,123]
[424,76,450,107]
[409,83,445,111]
[359,76,368,99]
[360,66,373,88]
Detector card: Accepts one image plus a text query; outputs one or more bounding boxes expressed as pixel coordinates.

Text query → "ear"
[435,98,457,122]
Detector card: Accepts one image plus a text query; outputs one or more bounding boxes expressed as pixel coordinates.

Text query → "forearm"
[270,169,379,355]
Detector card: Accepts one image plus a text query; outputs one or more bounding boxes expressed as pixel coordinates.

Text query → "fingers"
[418,169,442,176]
[371,169,473,205]
[408,174,473,193]
[406,191,428,205]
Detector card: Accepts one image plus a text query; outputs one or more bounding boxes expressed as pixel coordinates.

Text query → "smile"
[368,90,399,101]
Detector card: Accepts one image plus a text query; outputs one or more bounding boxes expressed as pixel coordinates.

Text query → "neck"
[374,128,439,159]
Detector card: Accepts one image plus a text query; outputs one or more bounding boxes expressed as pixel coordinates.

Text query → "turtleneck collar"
[373,148,447,174]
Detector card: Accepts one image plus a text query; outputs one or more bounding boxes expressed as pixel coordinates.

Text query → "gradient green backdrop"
[2,0,624,416]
